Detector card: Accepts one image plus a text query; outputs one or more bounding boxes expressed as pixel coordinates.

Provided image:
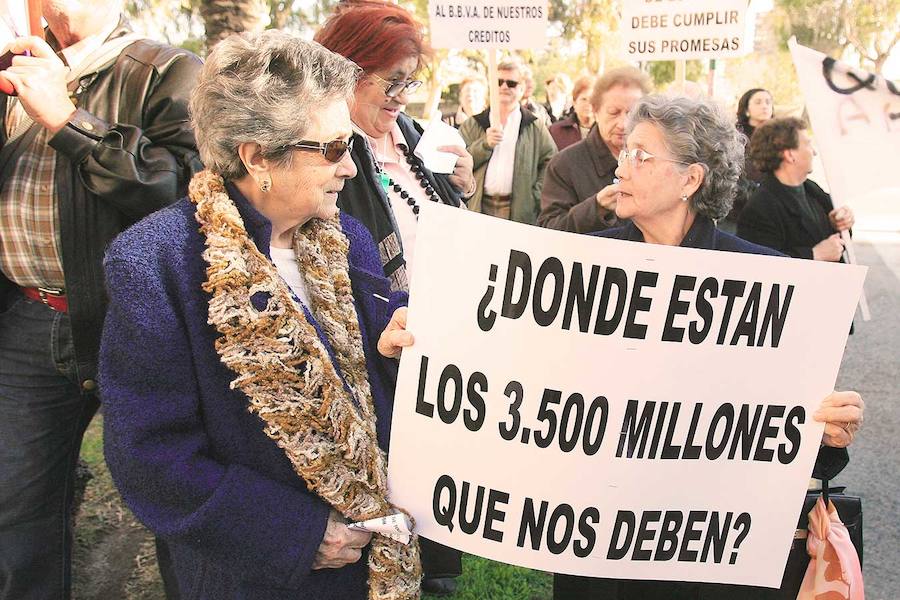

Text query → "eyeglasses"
[617,148,692,169]
[283,138,353,163]
[369,73,422,98]
[498,78,520,89]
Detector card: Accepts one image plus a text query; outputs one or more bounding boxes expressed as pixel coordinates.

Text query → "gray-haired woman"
[98,30,419,600]
[553,95,864,600]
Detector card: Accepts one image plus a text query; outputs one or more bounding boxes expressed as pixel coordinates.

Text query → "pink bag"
[797,496,864,600]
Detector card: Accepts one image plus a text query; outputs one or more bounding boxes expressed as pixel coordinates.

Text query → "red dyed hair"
[315,1,431,74]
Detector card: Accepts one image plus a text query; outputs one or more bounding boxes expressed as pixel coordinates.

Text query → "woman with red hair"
[316,1,475,295]
[316,2,471,595]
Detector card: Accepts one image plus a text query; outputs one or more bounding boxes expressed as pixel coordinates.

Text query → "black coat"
[554,217,849,600]
[337,113,461,292]
[0,20,202,386]
[737,174,836,260]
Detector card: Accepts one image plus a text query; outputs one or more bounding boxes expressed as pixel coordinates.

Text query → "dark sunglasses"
[283,138,353,163]
[498,78,519,89]
[370,73,423,98]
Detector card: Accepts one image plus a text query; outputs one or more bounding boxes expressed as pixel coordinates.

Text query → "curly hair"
[748,117,806,174]
[190,30,359,180]
[626,95,746,220]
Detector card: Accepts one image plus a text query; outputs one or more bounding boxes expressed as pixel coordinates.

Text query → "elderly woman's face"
[352,55,419,139]
[267,99,357,226]
[596,84,644,155]
[574,90,594,127]
[460,81,487,116]
[613,122,690,227]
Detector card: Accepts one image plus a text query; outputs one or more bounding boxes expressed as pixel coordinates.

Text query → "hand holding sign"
[378,307,414,359]
[814,390,864,448]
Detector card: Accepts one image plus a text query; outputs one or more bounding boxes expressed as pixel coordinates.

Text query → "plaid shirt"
[0,101,66,288]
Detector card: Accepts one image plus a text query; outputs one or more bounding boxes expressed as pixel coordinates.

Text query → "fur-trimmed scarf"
[189,170,421,599]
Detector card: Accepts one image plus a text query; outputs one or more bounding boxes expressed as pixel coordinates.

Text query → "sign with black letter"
[427,0,548,49]
[387,203,865,587]
[621,0,748,61]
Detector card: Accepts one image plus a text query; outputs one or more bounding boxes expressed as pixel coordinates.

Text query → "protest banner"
[789,38,900,225]
[621,0,748,61]
[427,0,548,129]
[427,0,547,50]
[387,203,866,587]
[788,38,898,320]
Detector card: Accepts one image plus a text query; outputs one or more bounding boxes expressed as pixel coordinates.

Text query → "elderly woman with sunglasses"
[98,31,422,600]
[552,95,864,600]
[315,1,475,294]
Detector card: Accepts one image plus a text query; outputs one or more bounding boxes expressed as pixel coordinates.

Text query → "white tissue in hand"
[346,513,413,545]
[414,116,467,174]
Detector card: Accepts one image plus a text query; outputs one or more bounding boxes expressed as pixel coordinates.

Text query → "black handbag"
[779,482,863,595]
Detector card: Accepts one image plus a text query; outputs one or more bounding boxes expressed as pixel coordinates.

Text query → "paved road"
[833,235,900,600]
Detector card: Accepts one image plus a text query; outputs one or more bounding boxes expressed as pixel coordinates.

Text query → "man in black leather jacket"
[0,3,201,597]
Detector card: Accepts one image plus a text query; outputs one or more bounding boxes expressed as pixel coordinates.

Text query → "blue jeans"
[0,293,99,600]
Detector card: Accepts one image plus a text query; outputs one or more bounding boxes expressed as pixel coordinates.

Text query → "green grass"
[76,416,551,599]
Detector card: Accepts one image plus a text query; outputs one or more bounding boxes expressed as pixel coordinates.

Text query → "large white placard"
[790,39,900,210]
[387,203,865,587]
[427,0,548,50]
[621,0,748,61]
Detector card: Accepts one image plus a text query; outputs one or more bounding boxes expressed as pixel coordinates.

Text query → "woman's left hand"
[813,390,864,448]
[378,307,414,358]
[439,145,476,198]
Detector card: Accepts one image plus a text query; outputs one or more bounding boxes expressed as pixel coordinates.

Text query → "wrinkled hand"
[312,511,372,570]
[596,182,620,213]
[812,233,845,262]
[485,126,504,148]
[814,390,864,448]
[0,37,76,133]
[377,307,414,358]
[438,145,475,197]
[829,206,854,232]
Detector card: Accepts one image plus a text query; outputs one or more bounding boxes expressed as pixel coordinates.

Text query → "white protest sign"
[427,0,548,50]
[789,39,900,211]
[621,0,748,61]
[0,0,30,47]
[387,203,865,587]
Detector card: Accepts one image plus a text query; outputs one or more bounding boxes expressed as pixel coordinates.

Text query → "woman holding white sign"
[548,95,864,599]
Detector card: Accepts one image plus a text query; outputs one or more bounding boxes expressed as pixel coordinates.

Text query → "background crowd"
[0,1,871,600]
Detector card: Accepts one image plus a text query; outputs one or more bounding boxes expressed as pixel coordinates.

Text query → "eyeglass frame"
[369,72,423,98]
[497,78,520,89]
[281,138,354,163]
[617,147,693,170]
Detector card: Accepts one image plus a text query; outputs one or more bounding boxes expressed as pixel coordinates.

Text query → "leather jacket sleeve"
[48,49,203,222]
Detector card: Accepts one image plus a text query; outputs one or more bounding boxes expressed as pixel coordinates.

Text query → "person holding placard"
[551,94,863,600]
[539,67,651,233]
[459,58,557,225]
[99,31,421,600]
[315,1,474,295]
[738,117,854,263]
[548,75,596,151]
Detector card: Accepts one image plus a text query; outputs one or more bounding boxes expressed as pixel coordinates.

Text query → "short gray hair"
[626,95,745,220]
[190,30,360,180]
[497,59,524,77]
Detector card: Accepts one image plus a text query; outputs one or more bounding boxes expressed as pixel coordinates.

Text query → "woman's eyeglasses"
[370,73,422,98]
[617,148,692,169]
[283,138,353,163]
[498,78,519,89]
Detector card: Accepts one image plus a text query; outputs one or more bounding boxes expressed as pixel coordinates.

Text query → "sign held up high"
[621,0,748,61]
[427,0,548,50]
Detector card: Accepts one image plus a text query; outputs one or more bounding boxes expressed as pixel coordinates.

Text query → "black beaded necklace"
[375,144,442,218]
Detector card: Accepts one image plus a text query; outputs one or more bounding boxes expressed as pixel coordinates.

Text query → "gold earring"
[259,178,271,193]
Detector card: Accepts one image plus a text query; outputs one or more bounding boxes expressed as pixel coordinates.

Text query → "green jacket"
[460,108,557,225]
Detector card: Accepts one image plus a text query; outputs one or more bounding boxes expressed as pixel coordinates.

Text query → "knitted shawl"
[189,171,421,599]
